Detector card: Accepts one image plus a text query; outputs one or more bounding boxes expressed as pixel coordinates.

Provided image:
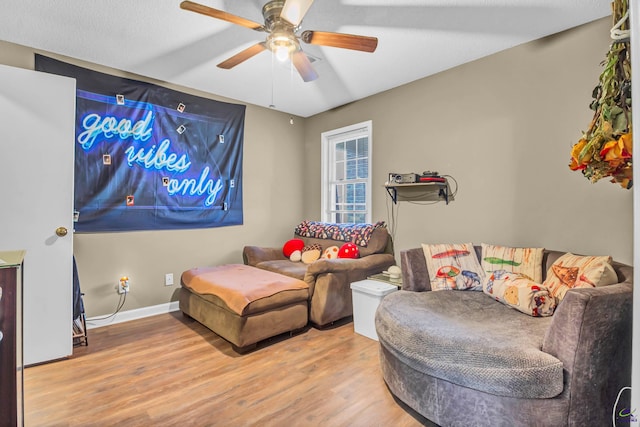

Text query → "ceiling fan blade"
[180,1,264,31]
[291,50,318,82]
[217,43,267,69]
[301,31,378,53]
[280,0,315,27]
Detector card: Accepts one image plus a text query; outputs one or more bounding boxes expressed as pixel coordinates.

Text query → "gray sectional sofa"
[375,247,633,427]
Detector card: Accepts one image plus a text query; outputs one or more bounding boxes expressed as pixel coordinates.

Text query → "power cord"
[441,174,459,199]
[86,292,127,324]
[385,191,399,243]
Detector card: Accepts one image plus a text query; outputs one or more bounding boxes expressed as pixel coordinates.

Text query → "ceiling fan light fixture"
[268,32,296,62]
[275,44,291,62]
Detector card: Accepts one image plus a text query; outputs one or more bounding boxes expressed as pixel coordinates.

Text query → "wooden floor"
[24,312,433,426]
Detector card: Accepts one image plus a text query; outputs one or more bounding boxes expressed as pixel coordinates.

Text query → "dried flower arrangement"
[569,0,632,188]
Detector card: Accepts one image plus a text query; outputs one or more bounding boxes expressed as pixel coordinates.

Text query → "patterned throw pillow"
[421,243,484,291]
[542,253,618,301]
[483,272,556,317]
[481,244,545,283]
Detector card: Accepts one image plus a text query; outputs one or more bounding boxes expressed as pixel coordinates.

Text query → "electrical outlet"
[118,277,130,294]
[165,273,174,286]
[118,281,129,294]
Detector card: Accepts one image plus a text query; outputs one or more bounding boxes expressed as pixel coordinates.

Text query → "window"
[321,121,372,224]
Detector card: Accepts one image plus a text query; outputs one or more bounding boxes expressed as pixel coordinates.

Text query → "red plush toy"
[283,239,305,258]
[338,242,360,259]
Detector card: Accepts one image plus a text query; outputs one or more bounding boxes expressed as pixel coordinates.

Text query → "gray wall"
[304,17,633,265]
[0,16,632,318]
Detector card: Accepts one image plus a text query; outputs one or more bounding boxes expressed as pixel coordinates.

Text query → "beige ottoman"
[180,264,309,352]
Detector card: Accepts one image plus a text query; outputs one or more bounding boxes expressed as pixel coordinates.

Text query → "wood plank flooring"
[24,312,434,426]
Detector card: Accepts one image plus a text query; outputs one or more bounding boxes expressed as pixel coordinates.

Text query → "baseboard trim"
[86,301,180,329]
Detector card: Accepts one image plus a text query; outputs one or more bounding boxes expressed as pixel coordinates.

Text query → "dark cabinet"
[0,251,25,427]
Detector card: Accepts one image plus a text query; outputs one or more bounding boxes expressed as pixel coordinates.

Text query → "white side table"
[350,279,399,341]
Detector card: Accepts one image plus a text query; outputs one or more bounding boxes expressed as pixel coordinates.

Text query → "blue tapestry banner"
[35,55,244,232]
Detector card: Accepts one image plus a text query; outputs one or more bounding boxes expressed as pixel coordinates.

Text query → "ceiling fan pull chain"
[270,54,276,109]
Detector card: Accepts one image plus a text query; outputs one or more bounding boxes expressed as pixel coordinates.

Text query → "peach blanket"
[181,264,308,315]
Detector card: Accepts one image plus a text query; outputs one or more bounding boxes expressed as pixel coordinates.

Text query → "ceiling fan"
[180,0,378,82]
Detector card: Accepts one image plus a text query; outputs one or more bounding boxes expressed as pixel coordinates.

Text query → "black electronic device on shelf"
[388,172,418,184]
[385,171,452,204]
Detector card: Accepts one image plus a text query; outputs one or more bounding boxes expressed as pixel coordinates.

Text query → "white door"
[0,64,76,365]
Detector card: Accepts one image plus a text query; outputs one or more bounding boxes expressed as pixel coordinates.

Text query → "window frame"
[321,120,372,224]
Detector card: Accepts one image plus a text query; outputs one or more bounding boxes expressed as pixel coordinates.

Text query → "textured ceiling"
[0,0,611,117]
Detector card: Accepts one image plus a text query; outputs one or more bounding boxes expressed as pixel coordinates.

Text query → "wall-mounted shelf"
[385,181,453,204]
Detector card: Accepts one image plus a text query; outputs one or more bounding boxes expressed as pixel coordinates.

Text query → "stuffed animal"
[289,250,302,262]
[283,239,304,262]
[338,242,360,259]
[323,246,340,259]
[301,244,323,264]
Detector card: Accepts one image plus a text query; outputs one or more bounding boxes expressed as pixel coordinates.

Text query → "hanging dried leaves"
[569,0,632,188]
